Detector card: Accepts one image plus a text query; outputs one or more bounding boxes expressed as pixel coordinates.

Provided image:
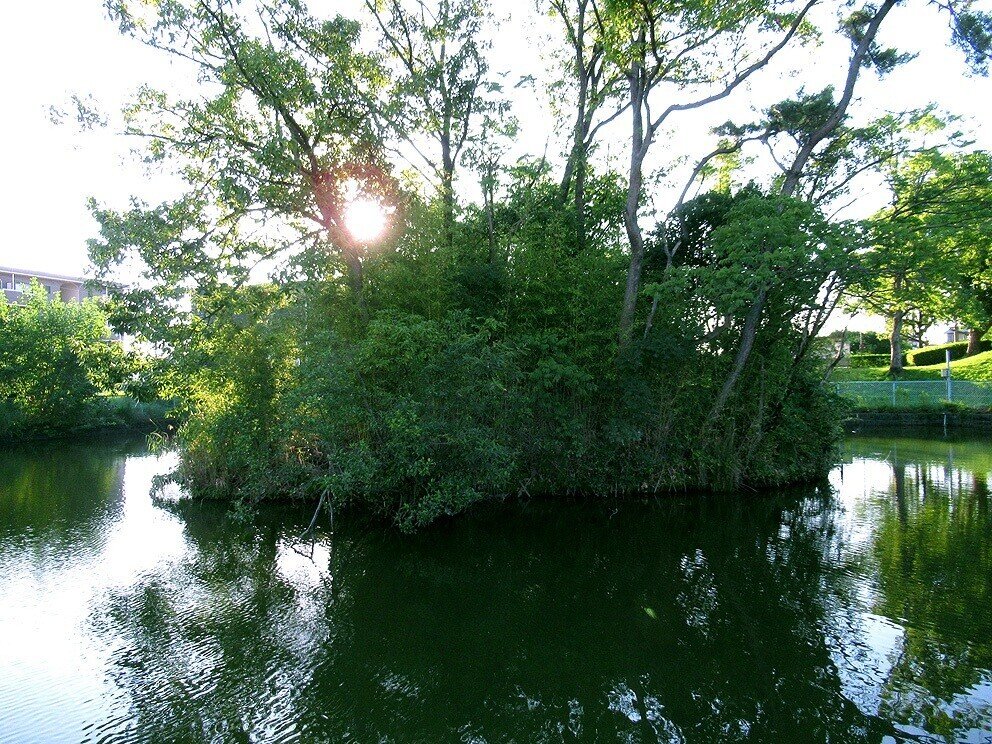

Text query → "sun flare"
[344,198,388,243]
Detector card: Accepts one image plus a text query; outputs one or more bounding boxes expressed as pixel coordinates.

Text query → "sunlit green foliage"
[0,283,142,439]
[849,149,992,370]
[104,180,851,529]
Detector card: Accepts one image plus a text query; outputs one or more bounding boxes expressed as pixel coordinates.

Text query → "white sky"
[0,0,990,336]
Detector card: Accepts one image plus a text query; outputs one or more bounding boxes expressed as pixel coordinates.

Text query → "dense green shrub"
[147,186,849,530]
[849,353,892,368]
[906,339,991,366]
[0,283,107,438]
[0,282,162,441]
[851,331,891,355]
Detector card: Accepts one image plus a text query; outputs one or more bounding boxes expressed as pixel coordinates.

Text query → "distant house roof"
[0,265,92,285]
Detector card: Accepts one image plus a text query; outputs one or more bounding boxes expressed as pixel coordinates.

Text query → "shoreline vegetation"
[0,284,176,444]
[0,397,177,445]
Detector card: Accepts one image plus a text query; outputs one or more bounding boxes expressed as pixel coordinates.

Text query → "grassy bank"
[831,349,992,382]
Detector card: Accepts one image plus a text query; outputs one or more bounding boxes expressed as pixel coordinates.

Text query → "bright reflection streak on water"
[0,442,186,743]
[0,433,990,743]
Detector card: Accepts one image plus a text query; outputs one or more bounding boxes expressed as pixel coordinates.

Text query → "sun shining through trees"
[84,0,992,533]
[344,197,389,243]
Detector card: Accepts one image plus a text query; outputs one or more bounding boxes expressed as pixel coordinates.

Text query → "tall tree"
[365,0,495,250]
[602,0,819,343]
[849,150,992,372]
[90,0,395,338]
[548,0,625,252]
[704,0,905,415]
[851,219,956,373]
[703,0,990,414]
[936,152,992,354]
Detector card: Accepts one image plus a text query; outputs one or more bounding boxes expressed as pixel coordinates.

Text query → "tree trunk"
[557,0,591,253]
[559,0,587,202]
[315,189,365,312]
[441,126,455,251]
[619,49,647,344]
[558,132,588,252]
[574,155,587,253]
[342,245,365,312]
[967,325,988,355]
[569,0,589,255]
[707,288,766,423]
[890,309,904,374]
[620,143,647,343]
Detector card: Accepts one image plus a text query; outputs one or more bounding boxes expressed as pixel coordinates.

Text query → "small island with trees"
[3,0,992,530]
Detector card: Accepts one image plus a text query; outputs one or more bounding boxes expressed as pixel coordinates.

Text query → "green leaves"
[852,149,992,337]
[656,188,852,329]
[86,0,878,526]
[950,7,992,73]
[842,6,915,74]
[0,284,129,438]
[95,0,395,334]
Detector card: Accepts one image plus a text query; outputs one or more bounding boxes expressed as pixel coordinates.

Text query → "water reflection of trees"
[0,439,131,542]
[89,492,915,743]
[866,440,992,742]
[88,504,339,743]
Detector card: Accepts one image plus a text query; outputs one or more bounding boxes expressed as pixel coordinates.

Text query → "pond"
[0,433,990,743]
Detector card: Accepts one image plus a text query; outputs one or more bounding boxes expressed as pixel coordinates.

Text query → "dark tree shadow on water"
[85,487,958,743]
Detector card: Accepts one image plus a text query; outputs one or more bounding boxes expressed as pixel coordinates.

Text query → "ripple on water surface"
[1,434,991,743]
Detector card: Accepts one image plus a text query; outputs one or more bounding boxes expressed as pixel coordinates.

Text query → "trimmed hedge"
[906,339,991,367]
[849,353,891,368]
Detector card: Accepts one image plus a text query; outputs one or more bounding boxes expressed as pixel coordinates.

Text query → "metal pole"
[947,350,952,401]
[946,328,954,402]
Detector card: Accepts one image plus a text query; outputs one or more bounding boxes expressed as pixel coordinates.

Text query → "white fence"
[835,380,992,409]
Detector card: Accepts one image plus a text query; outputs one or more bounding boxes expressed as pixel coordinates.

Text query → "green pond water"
[0,434,990,743]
